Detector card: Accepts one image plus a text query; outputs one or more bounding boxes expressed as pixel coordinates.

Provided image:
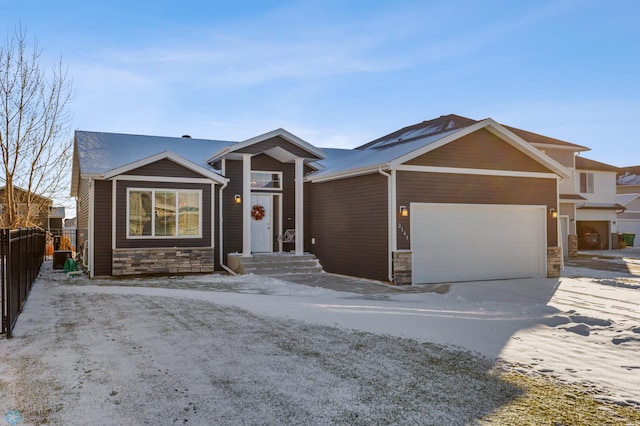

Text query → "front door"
[251,194,272,252]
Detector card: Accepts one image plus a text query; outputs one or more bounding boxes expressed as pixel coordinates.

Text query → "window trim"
[126,188,203,239]
[579,172,594,194]
[250,170,283,191]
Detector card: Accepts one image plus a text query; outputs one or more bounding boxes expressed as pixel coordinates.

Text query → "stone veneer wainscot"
[112,248,215,276]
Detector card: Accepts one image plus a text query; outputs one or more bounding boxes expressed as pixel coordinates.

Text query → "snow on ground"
[0,255,639,423]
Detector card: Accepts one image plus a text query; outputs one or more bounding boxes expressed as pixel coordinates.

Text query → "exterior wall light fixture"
[234,194,242,204]
[549,208,558,218]
[399,206,408,217]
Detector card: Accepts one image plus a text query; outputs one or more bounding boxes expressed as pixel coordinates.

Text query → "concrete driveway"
[566,247,640,275]
[269,246,640,296]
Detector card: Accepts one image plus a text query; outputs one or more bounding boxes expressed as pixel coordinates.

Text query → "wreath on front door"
[251,204,265,221]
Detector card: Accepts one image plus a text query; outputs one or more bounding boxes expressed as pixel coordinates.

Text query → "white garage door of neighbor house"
[412,204,546,284]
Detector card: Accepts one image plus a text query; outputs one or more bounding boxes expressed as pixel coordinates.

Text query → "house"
[0,185,54,229]
[616,193,640,246]
[493,129,622,255]
[618,166,640,194]
[570,157,624,250]
[616,165,640,245]
[72,115,582,284]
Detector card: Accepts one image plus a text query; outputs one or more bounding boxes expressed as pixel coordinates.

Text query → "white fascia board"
[206,146,232,164]
[111,175,220,184]
[305,163,389,183]
[73,173,100,197]
[529,142,591,152]
[483,120,572,179]
[394,165,560,179]
[80,173,103,180]
[103,151,228,185]
[208,128,326,163]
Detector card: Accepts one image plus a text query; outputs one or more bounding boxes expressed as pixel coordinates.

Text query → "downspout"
[378,167,394,282]
[88,176,95,278]
[557,176,564,271]
[218,180,237,275]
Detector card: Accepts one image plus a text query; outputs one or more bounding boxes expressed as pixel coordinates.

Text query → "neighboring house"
[616,166,640,245]
[72,115,579,284]
[496,130,621,255]
[616,193,640,246]
[617,165,640,194]
[48,206,66,231]
[0,185,54,229]
[571,157,624,250]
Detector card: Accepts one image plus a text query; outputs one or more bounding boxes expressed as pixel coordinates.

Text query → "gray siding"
[76,178,91,255]
[308,173,389,282]
[77,178,90,231]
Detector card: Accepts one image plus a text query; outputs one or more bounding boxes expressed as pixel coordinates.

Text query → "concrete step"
[227,253,324,275]
[244,264,324,275]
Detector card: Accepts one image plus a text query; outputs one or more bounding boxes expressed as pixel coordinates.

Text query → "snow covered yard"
[0,267,520,425]
[0,257,639,425]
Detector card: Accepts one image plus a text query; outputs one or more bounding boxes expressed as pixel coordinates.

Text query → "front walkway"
[266,273,451,295]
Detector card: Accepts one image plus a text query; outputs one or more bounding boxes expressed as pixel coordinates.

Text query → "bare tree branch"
[0,27,72,228]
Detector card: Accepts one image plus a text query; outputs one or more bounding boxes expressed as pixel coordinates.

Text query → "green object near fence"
[63,257,77,274]
[623,233,635,247]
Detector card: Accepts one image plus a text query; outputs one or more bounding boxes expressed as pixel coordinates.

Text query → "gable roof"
[309,118,572,182]
[356,114,477,150]
[74,131,233,175]
[618,165,640,185]
[72,131,233,196]
[575,156,619,172]
[617,193,640,206]
[103,151,228,184]
[356,114,590,152]
[0,185,52,203]
[619,165,640,175]
[207,128,326,164]
[501,125,589,151]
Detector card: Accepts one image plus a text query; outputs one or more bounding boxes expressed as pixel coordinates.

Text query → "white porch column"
[295,158,304,255]
[242,153,252,257]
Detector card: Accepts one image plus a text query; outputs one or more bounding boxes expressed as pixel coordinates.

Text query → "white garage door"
[412,204,546,284]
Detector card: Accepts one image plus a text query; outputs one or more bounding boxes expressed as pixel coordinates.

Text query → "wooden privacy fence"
[1,228,46,338]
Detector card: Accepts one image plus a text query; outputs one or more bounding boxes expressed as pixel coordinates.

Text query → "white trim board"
[394,165,560,179]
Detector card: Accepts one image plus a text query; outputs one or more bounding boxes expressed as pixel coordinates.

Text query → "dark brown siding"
[395,171,558,249]
[406,128,551,173]
[235,136,322,159]
[222,156,299,258]
[127,158,205,178]
[222,160,243,257]
[213,184,221,271]
[115,180,213,248]
[308,173,388,281]
[252,154,296,251]
[94,180,113,276]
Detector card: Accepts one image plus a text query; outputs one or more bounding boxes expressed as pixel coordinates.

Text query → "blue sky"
[2,0,639,168]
